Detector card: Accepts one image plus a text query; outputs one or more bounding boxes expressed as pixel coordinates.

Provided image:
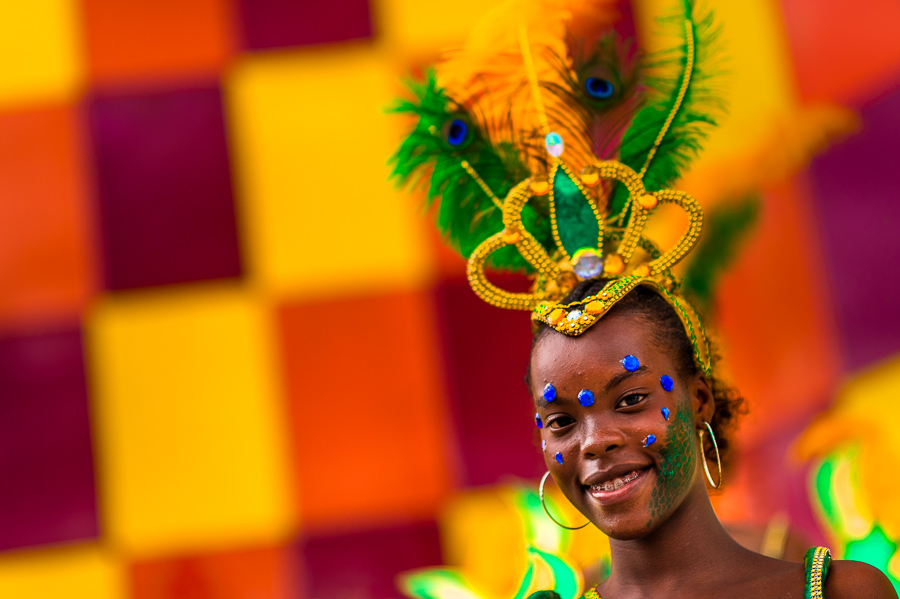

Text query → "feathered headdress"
[391,0,724,375]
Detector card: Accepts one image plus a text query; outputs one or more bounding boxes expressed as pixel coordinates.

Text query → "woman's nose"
[580,416,626,458]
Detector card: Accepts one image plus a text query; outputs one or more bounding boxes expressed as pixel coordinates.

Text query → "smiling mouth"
[588,467,650,494]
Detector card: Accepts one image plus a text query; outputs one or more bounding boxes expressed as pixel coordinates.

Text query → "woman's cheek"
[645,400,696,525]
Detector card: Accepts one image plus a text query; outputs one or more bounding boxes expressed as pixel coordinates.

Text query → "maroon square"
[88,83,242,290]
[431,275,545,487]
[299,520,442,599]
[236,0,373,50]
[0,325,98,551]
[810,77,900,370]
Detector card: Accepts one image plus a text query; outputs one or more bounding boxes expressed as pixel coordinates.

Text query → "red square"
[0,325,98,551]
[237,0,372,50]
[88,84,242,290]
[431,276,544,486]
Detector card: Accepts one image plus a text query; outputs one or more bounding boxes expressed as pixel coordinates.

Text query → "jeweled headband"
[392,0,719,376]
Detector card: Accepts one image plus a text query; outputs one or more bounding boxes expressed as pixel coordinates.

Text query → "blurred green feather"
[389,69,553,271]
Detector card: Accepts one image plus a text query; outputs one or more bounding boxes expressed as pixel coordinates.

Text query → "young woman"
[529,281,896,598]
[392,1,898,596]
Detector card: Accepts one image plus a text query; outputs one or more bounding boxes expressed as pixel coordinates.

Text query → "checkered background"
[2,0,900,597]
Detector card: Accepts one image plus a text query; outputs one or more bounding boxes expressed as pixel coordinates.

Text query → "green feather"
[389,69,553,271]
[611,0,725,216]
[681,194,760,312]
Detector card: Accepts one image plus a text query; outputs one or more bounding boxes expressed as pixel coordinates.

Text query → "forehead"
[530,312,666,389]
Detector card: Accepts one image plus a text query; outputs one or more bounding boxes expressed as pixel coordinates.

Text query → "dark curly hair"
[527,279,746,470]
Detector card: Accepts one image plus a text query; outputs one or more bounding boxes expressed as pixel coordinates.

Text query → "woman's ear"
[691,373,715,426]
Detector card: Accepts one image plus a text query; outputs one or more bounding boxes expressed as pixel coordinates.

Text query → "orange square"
[130,544,295,599]
[781,0,900,103]
[0,105,95,328]
[81,0,234,84]
[277,290,453,530]
[717,177,840,444]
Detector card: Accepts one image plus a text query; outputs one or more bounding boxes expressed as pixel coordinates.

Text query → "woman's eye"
[548,416,575,429]
[616,394,646,409]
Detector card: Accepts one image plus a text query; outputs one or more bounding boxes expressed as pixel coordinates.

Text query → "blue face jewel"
[535,413,543,429]
[585,77,615,99]
[661,407,670,421]
[643,434,657,447]
[660,375,675,392]
[621,355,640,371]
[555,452,564,465]
[445,118,469,146]
[578,389,595,407]
[543,383,557,402]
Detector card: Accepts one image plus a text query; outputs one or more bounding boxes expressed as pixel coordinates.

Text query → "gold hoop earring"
[539,471,590,530]
[697,420,722,489]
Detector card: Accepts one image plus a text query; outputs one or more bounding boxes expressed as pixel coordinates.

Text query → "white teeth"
[591,470,641,492]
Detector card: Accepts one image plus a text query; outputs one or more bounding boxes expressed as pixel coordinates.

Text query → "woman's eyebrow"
[604,364,649,393]
[536,395,574,409]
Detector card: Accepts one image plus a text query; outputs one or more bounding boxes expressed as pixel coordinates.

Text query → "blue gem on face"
[543,383,557,402]
[660,375,674,391]
[661,407,670,421]
[643,434,656,447]
[621,355,640,371]
[535,413,543,428]
[578,389,595,407]
[555,452,564,465]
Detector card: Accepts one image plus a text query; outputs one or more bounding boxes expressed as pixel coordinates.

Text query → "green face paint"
[646,399,696,525]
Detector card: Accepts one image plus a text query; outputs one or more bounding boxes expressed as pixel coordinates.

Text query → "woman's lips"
[585,466,651,504]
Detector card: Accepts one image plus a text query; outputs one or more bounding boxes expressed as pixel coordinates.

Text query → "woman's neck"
[600,480,753,597]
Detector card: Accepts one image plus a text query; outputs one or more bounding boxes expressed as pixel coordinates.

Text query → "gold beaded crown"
[392,0,719,376]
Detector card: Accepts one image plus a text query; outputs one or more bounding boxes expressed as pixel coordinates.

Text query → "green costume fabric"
[525,546,832,599]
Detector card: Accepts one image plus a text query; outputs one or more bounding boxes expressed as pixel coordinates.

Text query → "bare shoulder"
[825,560,897,599]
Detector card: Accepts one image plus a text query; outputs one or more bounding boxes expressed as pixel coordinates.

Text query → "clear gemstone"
[572,249,603,278]
[545,132,564,157]
[566,310,582,321]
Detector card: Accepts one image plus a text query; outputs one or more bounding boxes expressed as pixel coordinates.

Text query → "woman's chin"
[593,516,655,541]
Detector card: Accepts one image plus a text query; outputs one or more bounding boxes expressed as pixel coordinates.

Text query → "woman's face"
[530,310,708,540]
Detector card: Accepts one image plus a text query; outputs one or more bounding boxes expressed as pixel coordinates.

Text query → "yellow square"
[375,0,509,55]
[87,283,293,556]
[634,0,796,164]
[0,0,83,109]
[0,543,124,599]
[226,45,433,298]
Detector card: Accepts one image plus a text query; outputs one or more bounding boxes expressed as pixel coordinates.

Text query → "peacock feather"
[389,69,553,271]
[391,0,725,276]
[611,0,724,217]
